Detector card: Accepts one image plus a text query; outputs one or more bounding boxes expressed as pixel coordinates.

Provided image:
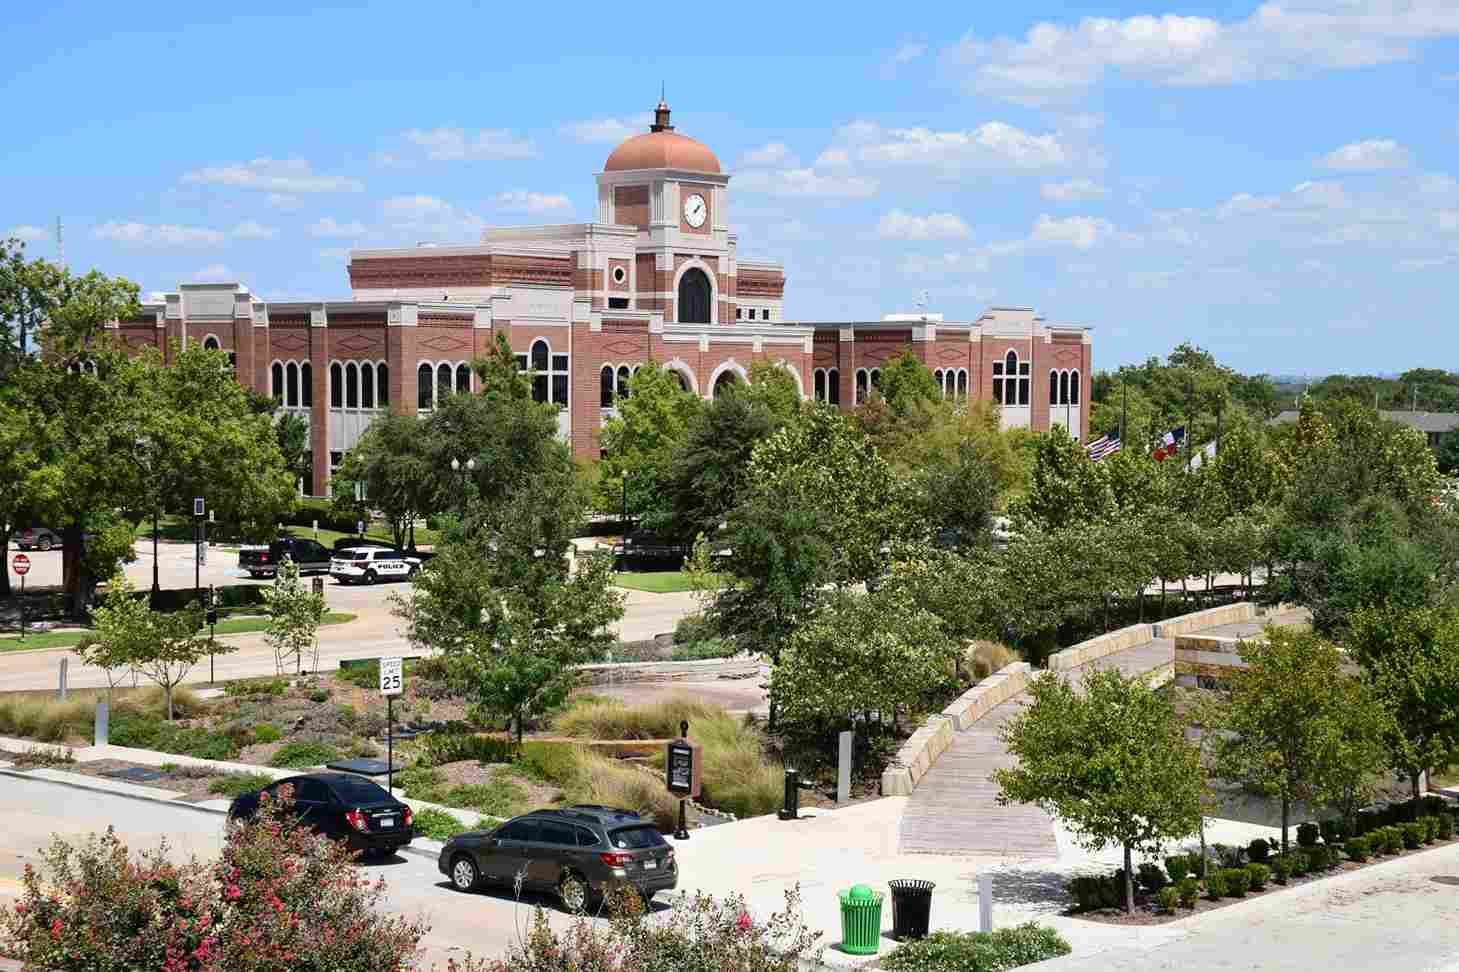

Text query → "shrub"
[1221,867,1250,897]
[224,677,287,697]
[553,694,728,740]
[1305,846,1329,872]
[1296,822,1320,848]
[309,688,331,704]
[883,923,1070,972]
[268,739,339,768]
[1384,826,1404,855]
[672,612,718,646]
[109,710,240,761]
[1420,815,1439,843]
[417,731,515,768]
[1271,854,1290,884]
[1186,851,1207,879]
[1164,855,1190,883]
[1155,886,1179,914]
[10,744,76,769]
[572,750,679,831]
[1247,838,1270,864]
[252,723,282,744]
[1402,822,1425,849]
[441,780,528,819]
[1066,876,1103,912]
[1204,872,1227,899]
[966,640,1018,680]
[1246,863,1270,890]
[517,741,582,786]
[1320,818,1348,845]
[1177,877,1200,909]
[1287,851,1309,877]
[1137,862,1167,893]
[1345,836,1370,862]
[1213,843,1245,869]
[207,772,276,798]
[412,806,476,841]
[1438,814,1455,841]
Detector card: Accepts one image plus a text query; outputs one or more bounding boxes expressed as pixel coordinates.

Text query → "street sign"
[356,519,365,535]
[193,497,205,517]
[665,737,702,798]
[379,657,403,697]
[312,577,324,596]
[11,554,30,576]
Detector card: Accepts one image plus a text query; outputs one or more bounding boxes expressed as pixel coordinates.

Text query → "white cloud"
[183,158,364,193]
[1318,138,1410,170]
[880,39,928,78]
[877,210,971,241]
[308,217,368,238]
[1031,214,1112,249]
[401,127,538,161]
[739,143,799,167]
[1395,254,1454,272]
[190,264,233,281]
[734,166,878,199]
[92,222,226,247]
[558,114,652,144]
[231,220,277,240]
[316,247,352,262]
[7,225,51,242]
[949,4,1459,105]
[841,120,1071,172]
[379,195,484,239]
[489,190,572,214]
[1041,178,1109,202]
[265,193,302,211]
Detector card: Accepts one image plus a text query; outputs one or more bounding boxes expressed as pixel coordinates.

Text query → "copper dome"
[603,100,720,173]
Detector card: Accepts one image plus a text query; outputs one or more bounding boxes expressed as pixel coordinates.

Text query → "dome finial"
[651,86,673,133]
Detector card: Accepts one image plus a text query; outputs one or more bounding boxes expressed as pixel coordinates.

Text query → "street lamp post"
[450,457,476,515]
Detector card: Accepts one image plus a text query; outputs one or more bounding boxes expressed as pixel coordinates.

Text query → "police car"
[329,547,422,585]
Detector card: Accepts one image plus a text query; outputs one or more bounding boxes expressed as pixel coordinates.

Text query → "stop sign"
[12,553,30,576]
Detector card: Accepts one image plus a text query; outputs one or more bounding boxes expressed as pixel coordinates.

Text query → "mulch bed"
[26,758,239,804]
[1073,834,1459,925]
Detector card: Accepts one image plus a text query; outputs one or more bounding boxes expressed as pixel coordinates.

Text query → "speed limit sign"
[379,657,403,697]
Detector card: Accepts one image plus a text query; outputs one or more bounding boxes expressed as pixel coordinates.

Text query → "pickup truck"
[238,536,333,578]
[612,531,690,570]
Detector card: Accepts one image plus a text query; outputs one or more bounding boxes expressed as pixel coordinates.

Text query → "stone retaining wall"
[1152,600,1256,638]
[1047,623,1153,671]
[880,662,1032,797]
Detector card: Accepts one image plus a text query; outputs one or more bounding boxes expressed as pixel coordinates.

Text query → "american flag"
[1086,432,1122,461]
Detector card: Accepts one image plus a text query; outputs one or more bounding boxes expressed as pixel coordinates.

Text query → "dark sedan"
[227,772,414,858]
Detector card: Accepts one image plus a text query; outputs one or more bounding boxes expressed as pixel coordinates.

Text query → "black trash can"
[888,879,935,940]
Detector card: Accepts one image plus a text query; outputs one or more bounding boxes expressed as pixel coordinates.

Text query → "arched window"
[855,369,868,405]
[870,368,881,391]
[530,340,548,373]
[272,362,284,400]
[957,370,967,399]
[330,363,343,408]
[345,362,359,408]
[203,336,220,351]
[616,365,631,399]
[1049,370,1059,405]
[600,366,615,407]
[436,363,451,403]
[455,363,471,394]
[1059,371,1070,406]
[934,370,944,397]
[712,369,740,400]
[286,362,299,407]
[672,369,690,392]
[1070,371,1080,405]
[814,369,826,402]
[417,364,433,410]
[301,362,313,407]
[828,369,840,406]
[361,362,375,408]
[992,357,1004,404]
[376,363,388,406]
[677,268,712,324]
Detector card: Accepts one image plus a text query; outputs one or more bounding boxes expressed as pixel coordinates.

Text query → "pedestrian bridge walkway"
[898,605,1309,857]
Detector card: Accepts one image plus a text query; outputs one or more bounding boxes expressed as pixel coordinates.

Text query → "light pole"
[450,458,476,516]
[132,436,161,604]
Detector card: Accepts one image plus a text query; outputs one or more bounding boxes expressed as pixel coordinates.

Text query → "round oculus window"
[611,266,627,284]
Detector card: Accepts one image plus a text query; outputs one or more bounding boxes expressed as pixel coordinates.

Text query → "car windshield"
[327,777,392,805]
[608,825,666,850]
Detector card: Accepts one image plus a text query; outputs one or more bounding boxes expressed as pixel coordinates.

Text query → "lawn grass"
[0,612,355,653]
[611,571,715,594]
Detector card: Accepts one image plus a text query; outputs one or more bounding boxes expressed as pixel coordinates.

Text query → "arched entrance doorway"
[712,369,741,399]
[677,267,712,324]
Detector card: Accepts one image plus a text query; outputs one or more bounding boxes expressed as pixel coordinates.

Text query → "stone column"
[309,304,329,499]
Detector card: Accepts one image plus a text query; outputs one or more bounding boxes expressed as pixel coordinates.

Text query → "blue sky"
[3,1,1457,375]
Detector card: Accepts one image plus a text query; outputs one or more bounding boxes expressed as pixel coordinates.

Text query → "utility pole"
[55,217,64,270]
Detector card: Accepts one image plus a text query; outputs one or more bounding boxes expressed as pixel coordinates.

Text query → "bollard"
[837,730,853,804]
[57,658,68,702]
[95,702,109,747]
[778,768,800,820]
[977,873,993,932]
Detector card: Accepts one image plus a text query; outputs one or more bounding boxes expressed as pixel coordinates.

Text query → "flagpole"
[1120,374,1127,449]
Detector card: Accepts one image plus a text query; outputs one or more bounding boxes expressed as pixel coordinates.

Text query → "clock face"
[683,193,707,228]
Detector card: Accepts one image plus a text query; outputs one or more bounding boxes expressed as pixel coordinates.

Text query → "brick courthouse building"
[106,101,1092,498]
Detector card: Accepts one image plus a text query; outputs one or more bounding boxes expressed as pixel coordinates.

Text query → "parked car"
[226,772,413,858]
[329,536,397,553]
[438,805,677,911]
[330,547,421,585]
[238,535,332,578]
[12,526,62,551]
[611,531,690,571]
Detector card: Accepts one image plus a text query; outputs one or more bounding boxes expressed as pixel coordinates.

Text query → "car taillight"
[345,810,368,832]
[403,808,413,827]
[599,852,634,868]
[260,553,269,563]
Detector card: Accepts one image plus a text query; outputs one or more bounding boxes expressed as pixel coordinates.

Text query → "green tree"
[1315,676,1394,835]
[995,668,1204,913]
[599,360,703,526]
[874,349,941,420]
[332,412,432,549]
[660,387,786,542]
[0,239,65,377]
[1347,606,1459,815]
[1017,427,1113,530]
[130,599,218,721]
[75,573,150,700]
[262,560,328,677]
[893,401,1024,547]
[1209,627,1359,853]
[0,390,55,598]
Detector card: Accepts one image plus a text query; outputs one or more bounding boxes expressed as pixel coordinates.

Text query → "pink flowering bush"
[444,886,821,972]
[1,789,428,971]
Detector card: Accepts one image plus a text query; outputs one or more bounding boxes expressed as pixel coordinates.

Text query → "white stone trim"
[773,359,806,399]
[663,357,699,395]
[706,359,749,399]
[671,257,718,324]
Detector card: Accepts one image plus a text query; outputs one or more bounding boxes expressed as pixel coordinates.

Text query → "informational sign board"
[312,577,325,596]
[665,738,702,798]
[379,657,403,697]
[11,554,30,576]
[193,497,205,517]
[357,520,365,535]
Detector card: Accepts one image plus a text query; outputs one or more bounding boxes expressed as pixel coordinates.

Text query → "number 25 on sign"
[379,657,403,697]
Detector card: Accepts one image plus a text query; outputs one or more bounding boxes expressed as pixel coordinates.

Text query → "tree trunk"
[515,708,524,747]
[409,519,417,552]
[1411,770,1423,820]
[1281,795,1290,856]
[1199,817,1208,877]
[0,532,10,598]
[1181,576,1189,606]
[1160,580,1167,616]
[62,523,96,621]
[164,683,174,722]
[1138,589,1145,622]
[1123,843,1135,913]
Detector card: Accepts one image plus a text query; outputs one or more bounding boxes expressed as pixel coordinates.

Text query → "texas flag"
[1153,426,1185,461]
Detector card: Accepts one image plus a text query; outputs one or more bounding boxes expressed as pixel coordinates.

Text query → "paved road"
[0,774,581,967]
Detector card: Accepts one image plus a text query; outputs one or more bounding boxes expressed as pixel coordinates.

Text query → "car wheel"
[450,855,481,893]
[364,569,378,585]
[407,565,419,580]
[36,536,52,551]
[558,871,589,913]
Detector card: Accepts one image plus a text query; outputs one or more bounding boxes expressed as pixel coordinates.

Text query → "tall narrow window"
[361,362,375,408]
[455,363,471,394]
[1019,360,1030,406]
[530,340,549,403]
[301,362,312,407]
[286,362,299,407]
[957,370,967,399]
[814,369,826,402]
[855,369,868,405]
[345,363,359,408]
[616,365,631,399]
[1049,370,1059,405]
[1071,371,1080,405]
[870,368,881,391]
[330,363,343,408]
[992,360,1004,405]
[530,340,548,373]
[417,364,433,410]
[376,363,387,406]
[828,369,840,406]
[437,363,451,403]
[203,336,220,351]
[935,370,944,398]
[272,362,284,400]
[677,268,712,324]
[600,366,614,407]
[1059,371,1069,406]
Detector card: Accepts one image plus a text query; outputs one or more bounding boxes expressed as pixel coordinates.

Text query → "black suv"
[227,772,414,858]
[437,805,676,910]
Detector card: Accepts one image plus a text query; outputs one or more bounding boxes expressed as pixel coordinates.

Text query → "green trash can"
[839,884,884,955]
